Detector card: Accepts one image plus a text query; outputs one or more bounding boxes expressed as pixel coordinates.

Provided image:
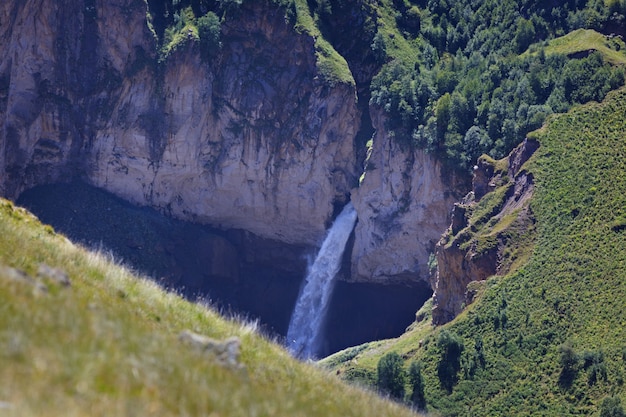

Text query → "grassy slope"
[292,0,355,86]
[541,29,626,65]
[324,87,626,416]
[0,201,419,417]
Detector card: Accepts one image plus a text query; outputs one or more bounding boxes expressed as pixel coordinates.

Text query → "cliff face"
[0,0,358,246]
[351,108,464,285]
[88,2,360,245]
[0,0,464,290]
[431,138,539,324]
[0,0,152,192]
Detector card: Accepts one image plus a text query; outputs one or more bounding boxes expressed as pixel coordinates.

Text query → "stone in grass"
[179,330,242,368]
[0,265,48,294]
[37,263,71,287]
[0,401,14,410]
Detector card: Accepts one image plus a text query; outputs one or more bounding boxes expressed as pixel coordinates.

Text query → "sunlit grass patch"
[538,29,626,65]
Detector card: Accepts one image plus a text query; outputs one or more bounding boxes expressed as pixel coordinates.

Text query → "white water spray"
[286,203,357,359]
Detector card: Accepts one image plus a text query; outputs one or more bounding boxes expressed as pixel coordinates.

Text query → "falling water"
[286,202,358,359]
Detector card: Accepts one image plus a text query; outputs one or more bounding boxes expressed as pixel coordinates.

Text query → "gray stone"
[179,330,242,368]
[0,265,48,294]
[37,263,71,287]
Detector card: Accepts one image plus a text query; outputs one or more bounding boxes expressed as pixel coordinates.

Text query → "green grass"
[370,0,421,67]
[533,29,626,65]
[325,87,626,416]
[159,7,199,60]
[0,200,419,417]
[293,0,354,86]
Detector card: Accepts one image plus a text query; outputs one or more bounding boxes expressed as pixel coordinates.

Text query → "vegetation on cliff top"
[148,0,354,86]
[324,86,626,416]
[0,200,418,416]
[146,0,626,172]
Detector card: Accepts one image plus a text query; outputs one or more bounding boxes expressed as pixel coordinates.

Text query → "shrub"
[462,336,486,379]
[437,330,464,392]
[408,361,426,410]
[600,396,626,417]
[377,352,406,400]
[197,12,221,58]
[582,350,607,386]
[558,341,579,388]
[218,0,242,14]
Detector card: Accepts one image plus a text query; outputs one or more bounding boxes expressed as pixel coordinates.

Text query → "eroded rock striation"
[351,108,464,285]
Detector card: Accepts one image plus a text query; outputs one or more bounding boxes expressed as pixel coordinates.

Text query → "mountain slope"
[0,200,419,417]
[325,87,626,416]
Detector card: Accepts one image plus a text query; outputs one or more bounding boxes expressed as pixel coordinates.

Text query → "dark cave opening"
[319,280,432,358]
[16,181,431,357]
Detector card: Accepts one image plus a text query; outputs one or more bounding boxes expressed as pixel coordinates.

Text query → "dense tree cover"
[370,0,626,170]
[374,48,624,167]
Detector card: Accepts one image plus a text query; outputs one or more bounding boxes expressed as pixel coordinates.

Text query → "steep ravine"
[306,1,467,287]
[2,0,464,352]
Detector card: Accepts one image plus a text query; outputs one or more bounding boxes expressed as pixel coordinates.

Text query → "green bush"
[218,0,242,15]
[408,361,426,410]
[197,11,221,58]
[582,350,607,386]
[376,352,406,400]
[558,341,579,388]
[437,330,464,392]
[600,396,626,417]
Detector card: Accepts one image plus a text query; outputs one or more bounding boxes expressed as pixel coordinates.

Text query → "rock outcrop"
[350,108,464,285]
[431,138,539,324]
[0,0,158,195]
[178,330,242,368]
[0,0,358,246]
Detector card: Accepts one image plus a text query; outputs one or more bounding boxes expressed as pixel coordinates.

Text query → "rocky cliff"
[0,0,463,290]
[0,0,358,246]
[431,138,539,324]
[351,107,464,285]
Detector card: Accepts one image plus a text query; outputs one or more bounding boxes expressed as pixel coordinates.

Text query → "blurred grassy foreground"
[0,199,419,417]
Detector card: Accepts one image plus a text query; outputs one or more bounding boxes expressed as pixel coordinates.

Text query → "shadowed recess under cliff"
[17,182,432,356]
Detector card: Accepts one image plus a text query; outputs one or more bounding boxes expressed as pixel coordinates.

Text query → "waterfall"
[286,202,357,359]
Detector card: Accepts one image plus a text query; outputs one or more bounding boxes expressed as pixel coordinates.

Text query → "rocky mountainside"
[431,138,539,324]
[0,0,461,290]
